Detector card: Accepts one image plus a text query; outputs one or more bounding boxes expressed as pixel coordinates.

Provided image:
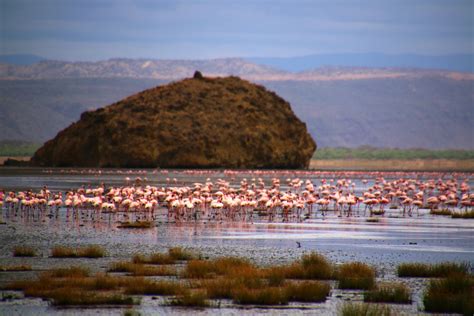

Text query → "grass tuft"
[13,246,36,257]
[45,266,90,278]
[339,302,392,316]
[108,261,176,276]
[124,278,184,295]
[183,257,255,279]
[337,262,375,290]
[430,209,452,216]
[0,264,32,271]
[169,290,210,307]
[364,282,411,304]
[118,221,154,229]
[232,287,288,305]
[168,247,195,261]
[133,253,174,265]
[51,245,105,258]
[397,262,469,278]
[51,290,137,306]
[452,210,474,219]
[366,217,380,223]
[423,273,474,315]
[284,281,330,302]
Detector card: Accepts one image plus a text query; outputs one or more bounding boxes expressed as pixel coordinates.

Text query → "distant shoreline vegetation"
[1,141,473,161]
[313,146,474,160]
[0,141,40,157]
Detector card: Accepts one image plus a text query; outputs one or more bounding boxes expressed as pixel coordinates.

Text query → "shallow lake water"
[0,168,472,315]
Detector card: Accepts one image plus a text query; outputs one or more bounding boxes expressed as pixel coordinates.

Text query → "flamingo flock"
[0,171,472,224]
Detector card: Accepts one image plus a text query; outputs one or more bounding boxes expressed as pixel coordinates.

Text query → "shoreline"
[1,157,474,172]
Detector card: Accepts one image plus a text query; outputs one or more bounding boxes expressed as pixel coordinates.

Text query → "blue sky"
[1,0,472,61]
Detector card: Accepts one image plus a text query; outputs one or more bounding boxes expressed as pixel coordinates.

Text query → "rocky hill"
[31,74,316,168]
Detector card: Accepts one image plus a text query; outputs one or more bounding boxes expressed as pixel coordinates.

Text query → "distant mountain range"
[1,57,472,81]
[2,53,473,72]
[0,57,472,149]
[248,53,474,73]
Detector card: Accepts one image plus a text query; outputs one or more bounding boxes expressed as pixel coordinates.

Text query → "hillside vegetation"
[0,141,40,157]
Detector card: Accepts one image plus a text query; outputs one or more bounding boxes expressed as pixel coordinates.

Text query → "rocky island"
[31,72,316,168]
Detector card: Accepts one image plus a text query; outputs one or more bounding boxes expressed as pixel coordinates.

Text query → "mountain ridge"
[1,58,472,81]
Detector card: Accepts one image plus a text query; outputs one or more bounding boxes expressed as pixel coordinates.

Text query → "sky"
[1,0,473,61]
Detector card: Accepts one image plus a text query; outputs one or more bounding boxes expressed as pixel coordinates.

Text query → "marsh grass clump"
[133,253,174,265]
[124,278,184,295]
[364,282,411,304]
[168,247,195,261]
[51,246,76,257]
[51,245,105,258]
[337,262,375,290]
[199,278,240,299]
[123,310,141,316]
[284,281,330,302]
[118,221,154,229]
[51,290,137,306]
[430,209,452,216]
[371,210,385,215]
[108,261,176,276]
[423,273,474,315]
[3,266,141,306]
[452,210,474,219]
[13,246,36,257]
[0,264,32,271]
[169,290,210,307]
[232,287,288,305]
[263,266,286,286]
[366,217,380,223]
[46,266,90,278]
[183,257,255,279]
[300,252,334,279]
[79,245,106,258]
[339,302,392,316]
[397,262,469,277]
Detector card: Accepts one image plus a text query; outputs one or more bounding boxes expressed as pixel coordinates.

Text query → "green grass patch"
[313,146,474,160]
[0,140,40,157]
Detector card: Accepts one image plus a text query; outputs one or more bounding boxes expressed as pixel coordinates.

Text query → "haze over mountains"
[0,56,473,149]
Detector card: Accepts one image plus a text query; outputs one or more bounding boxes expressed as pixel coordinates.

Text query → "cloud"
[1,0,472,59]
